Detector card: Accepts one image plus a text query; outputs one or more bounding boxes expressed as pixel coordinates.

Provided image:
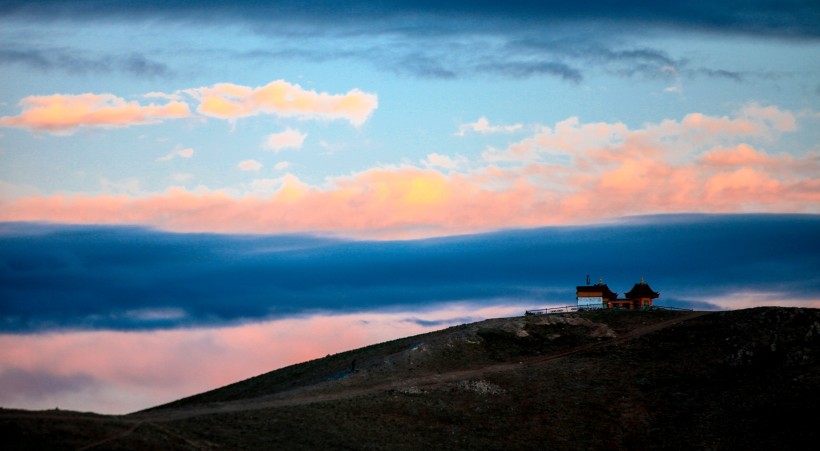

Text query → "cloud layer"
[1,214,818,333]
[0,303,527,414]
[1,106,816,237]
[0,80,378,134]
[2,1,814,86]
[4,1,818,39]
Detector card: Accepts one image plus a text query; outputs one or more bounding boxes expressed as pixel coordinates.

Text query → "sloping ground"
[2,307,819,450]
[146,309,684,411]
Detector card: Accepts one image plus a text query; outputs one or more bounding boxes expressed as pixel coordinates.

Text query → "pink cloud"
[738,102,797,132]
[263,127,307,152]
[698,145,820,187]
[0,93,190,134]
[0,107,817,239]
[482,117,629,163]
[456,117,523,136]
[0,303,529,414]
[703,167,783,207]
[422,153,466,170]
[678,112,760,135]
[0,79,377,135]
[188,80,378,126]
[274,161,292,171]
[157,147,195,162]
[699,144,774,167]
[238,160,263,171]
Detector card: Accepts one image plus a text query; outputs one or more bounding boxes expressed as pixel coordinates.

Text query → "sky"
[0,1,819,414]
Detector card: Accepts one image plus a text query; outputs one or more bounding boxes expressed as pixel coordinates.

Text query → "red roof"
[625,282,659,299]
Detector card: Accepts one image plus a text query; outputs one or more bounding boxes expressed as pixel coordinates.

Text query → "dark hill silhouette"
[2,307,818,450]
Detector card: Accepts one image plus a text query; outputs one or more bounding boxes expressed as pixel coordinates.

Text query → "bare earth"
[2,308,818,450]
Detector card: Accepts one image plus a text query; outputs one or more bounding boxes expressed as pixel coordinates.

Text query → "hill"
[2,307,819,449]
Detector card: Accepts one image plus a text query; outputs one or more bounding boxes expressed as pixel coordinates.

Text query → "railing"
[525,305,605,315]
[650,305,693,311]
[525,304,691,315]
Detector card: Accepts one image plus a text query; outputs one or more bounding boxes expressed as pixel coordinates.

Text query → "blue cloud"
[0,368,98,402]
[2,2,795,83]
[0,46,172,77]
[3,1,818,39]
[0,214,818,332]
[402,316,481,327]
[475,60,583,82]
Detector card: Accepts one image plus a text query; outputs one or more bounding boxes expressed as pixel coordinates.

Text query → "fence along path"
[525,305,692,315]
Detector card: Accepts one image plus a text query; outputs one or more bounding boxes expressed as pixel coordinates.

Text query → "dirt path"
[69,311,711,448]
[76,420,144,451]
[134,311,711,423]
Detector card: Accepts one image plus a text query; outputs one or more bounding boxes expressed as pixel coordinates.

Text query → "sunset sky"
[1,1,819,414]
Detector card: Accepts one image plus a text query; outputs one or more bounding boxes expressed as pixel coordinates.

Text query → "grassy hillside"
[148,309,687,409]
[3,307,819,450]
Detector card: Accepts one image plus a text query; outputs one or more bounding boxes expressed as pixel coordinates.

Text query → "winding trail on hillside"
[132,311,711,423]
[76,420,145,451]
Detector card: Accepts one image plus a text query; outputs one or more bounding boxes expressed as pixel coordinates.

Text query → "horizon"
[1,1,819,414]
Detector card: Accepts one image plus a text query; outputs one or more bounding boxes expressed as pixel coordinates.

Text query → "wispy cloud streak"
[0,46,171,77]
[0,79,378,134]
[0,93,190,134]
[186,80,378,126]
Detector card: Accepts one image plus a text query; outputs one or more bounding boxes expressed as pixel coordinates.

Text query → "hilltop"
[2,307,819,450]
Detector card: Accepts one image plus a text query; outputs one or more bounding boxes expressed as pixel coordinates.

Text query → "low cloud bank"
[1,214,817,332]
[0,304,527,414]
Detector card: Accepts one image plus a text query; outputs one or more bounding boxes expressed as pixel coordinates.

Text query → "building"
[575,277,617,309]
[576,276,660,310]
[623,277,659,309]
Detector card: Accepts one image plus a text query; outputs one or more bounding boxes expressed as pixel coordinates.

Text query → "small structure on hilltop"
[576,276,618,310]
[623,277,660,309]
[576,276,660,310]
